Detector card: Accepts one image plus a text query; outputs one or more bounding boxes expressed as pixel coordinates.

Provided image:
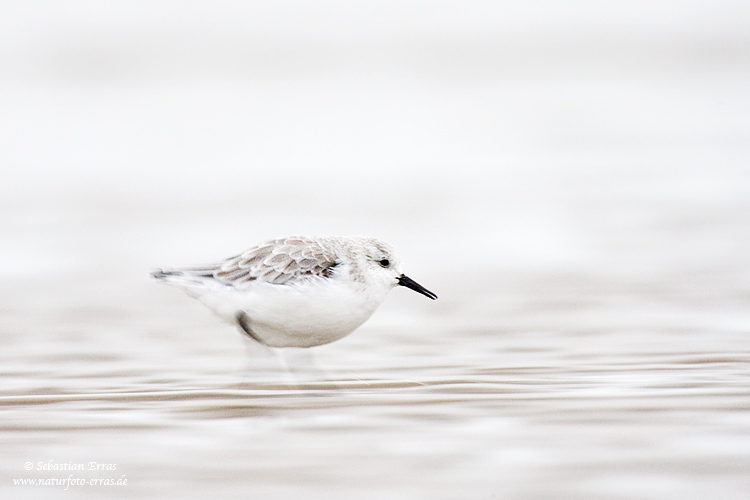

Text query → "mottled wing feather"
[213,237,338,287]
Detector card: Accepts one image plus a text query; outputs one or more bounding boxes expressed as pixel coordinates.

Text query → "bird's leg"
[281,347,332,387]
[235,312,285,380]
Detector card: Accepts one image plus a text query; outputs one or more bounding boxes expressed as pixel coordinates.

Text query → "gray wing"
[214,237,339,286]
[152,237,339,289]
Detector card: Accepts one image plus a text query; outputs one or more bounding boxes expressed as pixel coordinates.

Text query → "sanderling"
[151,236,437,348]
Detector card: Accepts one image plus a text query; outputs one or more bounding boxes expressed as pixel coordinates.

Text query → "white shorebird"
[151,236,437,348]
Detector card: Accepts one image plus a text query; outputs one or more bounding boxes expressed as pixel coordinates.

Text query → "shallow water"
[2,215,750,499]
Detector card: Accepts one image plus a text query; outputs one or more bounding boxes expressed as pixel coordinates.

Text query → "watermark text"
[15,461,126,489]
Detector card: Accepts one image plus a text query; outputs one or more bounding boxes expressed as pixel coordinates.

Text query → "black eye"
[378,259,390,268]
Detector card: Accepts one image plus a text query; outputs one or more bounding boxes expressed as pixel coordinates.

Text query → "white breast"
[193,276,392,347]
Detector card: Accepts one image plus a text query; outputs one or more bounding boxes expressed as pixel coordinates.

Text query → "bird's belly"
[253,309,369,347]
[198,281,384,348]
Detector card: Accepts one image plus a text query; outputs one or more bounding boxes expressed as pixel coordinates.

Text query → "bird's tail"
[150,266,221,288]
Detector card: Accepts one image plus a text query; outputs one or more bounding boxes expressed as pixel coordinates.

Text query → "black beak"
[397,274,438,300]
